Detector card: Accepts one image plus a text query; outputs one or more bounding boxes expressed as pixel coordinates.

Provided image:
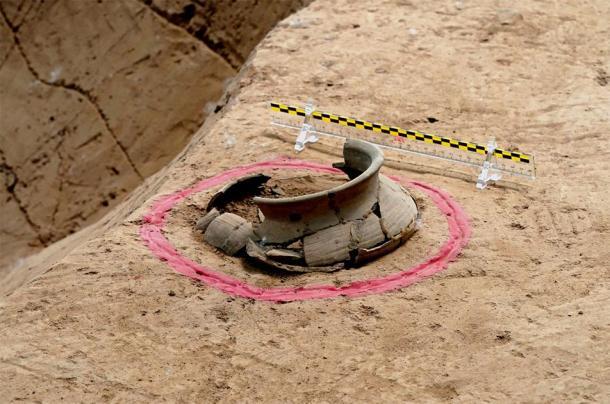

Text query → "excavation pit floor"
[1,0,608,400]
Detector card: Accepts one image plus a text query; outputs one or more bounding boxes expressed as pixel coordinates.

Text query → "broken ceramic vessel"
[196,139,420,272]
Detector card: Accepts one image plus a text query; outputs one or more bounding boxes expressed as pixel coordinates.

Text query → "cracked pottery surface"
[198,140,419,271]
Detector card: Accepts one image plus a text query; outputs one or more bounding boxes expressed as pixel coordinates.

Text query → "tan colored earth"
[1,0,609,402]
[0,0,309,269]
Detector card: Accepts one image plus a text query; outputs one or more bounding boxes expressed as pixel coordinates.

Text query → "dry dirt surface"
[1,0,610,402]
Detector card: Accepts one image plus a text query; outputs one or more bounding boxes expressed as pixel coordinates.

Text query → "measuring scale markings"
[270,102,536,182]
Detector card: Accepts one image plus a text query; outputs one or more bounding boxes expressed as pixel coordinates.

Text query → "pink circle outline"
[139,158,471,302]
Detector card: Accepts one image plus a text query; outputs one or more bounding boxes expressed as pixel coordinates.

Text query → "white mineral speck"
[49,67,62,83]
[223,133,236,148]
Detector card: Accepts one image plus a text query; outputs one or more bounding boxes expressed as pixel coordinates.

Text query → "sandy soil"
[1,0,609,402]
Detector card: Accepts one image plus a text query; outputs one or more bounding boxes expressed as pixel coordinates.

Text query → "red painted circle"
[140,158,470,302]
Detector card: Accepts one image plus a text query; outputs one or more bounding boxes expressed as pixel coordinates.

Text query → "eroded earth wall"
[0,0,309,269]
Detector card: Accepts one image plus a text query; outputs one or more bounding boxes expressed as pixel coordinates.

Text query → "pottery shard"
[303,222,352,267]
[354,233,404,265]
[195,208,220,232]
[246,240,342,273]
[206,174,270,211]
[266,248,302,262]
[204,213,253,255]
[352,214,386,249]
[378,176,418,238]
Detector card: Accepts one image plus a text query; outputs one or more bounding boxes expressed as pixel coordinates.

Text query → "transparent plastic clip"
[294,100,318,152]
[476,138,502,190]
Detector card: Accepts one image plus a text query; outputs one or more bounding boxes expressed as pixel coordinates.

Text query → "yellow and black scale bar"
[270,102,531,164]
